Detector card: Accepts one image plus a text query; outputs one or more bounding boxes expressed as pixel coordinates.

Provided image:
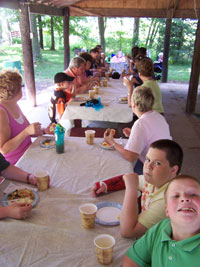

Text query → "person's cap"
[54,72,74,83]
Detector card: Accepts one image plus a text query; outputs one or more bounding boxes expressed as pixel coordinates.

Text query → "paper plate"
[95,201,122,226]
[2,189,39,208]
[40,138,56,149]
[99,140,124,150]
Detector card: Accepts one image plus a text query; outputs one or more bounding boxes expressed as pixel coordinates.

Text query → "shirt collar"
[161,219,200,251]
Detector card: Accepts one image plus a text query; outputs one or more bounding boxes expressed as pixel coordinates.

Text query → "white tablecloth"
[62,79,133,124]
[0,136,134,267]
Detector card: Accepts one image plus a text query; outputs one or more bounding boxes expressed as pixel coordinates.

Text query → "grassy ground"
[0,45,191,83]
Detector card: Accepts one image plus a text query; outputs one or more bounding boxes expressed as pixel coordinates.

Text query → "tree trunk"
[0,20,2,41]
[162,18,172,83]
[133,18,139,46]
[63,8,70,70]
[50,16,55,51]
[146,18,154,47]
[186,19,200,113]
[98,17,106,53]
[38,15,44,49]
[6,19,13,45]
[30,13,41,62]
[19,1,36,106]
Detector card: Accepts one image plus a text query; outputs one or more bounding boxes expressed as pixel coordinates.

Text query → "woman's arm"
[0,108,42,154]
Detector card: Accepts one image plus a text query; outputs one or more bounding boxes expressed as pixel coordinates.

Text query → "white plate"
[99,140,124,150]
[95,201,122,226]
[40,138,56,149]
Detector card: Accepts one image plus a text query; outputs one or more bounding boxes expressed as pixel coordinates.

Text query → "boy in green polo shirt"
[122,174,200,267]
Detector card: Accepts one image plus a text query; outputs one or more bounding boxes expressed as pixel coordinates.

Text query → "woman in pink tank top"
[0,70,54,165]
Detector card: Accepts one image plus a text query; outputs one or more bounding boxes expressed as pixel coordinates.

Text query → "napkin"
[85,98,104,111]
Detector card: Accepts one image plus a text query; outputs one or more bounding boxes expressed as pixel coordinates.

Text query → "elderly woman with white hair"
[0,69,53,165]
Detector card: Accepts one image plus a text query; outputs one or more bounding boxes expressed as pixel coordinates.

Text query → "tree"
[133,18,139,46]
[30,13,41,61]
[98,17,106,53]
[37,15,44,49]
[50,16,55,51]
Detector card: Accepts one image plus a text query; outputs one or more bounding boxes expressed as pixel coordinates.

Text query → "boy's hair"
[90,48,99,54]
[0,69,22,100]
[138,47,147,56]
[137,57,154,77]
[150,139,183,174]
[79,52,93,63]
[69,56,86,69]
[131,46,139,58]
[164,174,200,201]
[132,86,154,112]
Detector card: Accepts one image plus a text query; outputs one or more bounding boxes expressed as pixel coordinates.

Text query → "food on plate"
[6,188,35,205]
[118,96,128,103]
[101,141,113,148]
[43,139,56,146]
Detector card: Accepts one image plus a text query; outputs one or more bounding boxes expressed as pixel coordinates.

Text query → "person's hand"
[25,122,43,136]
[91,183,106,197]
[44,123,56,135]
[6,202,32,219]
[123,173,139,191]
[104,128,115,145]
[123,127,131,137]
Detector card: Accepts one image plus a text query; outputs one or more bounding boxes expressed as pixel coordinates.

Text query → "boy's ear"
[171,165,179,176]
[165,205,170,217]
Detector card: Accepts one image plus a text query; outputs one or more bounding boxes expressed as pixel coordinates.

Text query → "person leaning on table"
[122,174,200,267]
[0,152,36,220]
[104,85,171,174]
[0,69,54,165]
[92,139,183,239]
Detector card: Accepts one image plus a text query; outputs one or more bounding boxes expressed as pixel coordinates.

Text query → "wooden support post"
[63,7,70,70]
[185,19,200,114]
[19,0,36,106]
[162,18,172,83]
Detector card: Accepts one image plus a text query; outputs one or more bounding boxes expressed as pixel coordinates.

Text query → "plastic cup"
[93,86,99,94]
[102,79,108,87]
[94,234,116,265]
[89,89,96,99]
[85,130,96,145]
[105,72,110,80]
[35,170,50,191]
[79,203,97,229]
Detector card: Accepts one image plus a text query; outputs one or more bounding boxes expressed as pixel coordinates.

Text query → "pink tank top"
[0,104,32,165]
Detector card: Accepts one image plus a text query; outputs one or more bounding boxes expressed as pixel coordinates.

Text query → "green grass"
[0,45,191,83]
[168,64,191,82]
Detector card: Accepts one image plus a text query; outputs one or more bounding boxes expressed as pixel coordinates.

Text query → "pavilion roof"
[0,0,199,19]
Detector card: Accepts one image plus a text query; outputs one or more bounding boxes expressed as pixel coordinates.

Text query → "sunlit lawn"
[0,45,191,83]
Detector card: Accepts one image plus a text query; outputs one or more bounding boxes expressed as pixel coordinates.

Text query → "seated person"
[103,86,171,174]
[123,54,144,107]
[122,174,200,266]
[92,139,183,238]
[137,57,164,114]
[79,52,100,83]
[0,70,54,165]
[48,72,75,123]
[111,51,126,63]
[0,152,36,219]
[65,56,92,94]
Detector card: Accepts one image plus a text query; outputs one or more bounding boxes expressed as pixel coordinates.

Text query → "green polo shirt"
[126,218,200,267]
